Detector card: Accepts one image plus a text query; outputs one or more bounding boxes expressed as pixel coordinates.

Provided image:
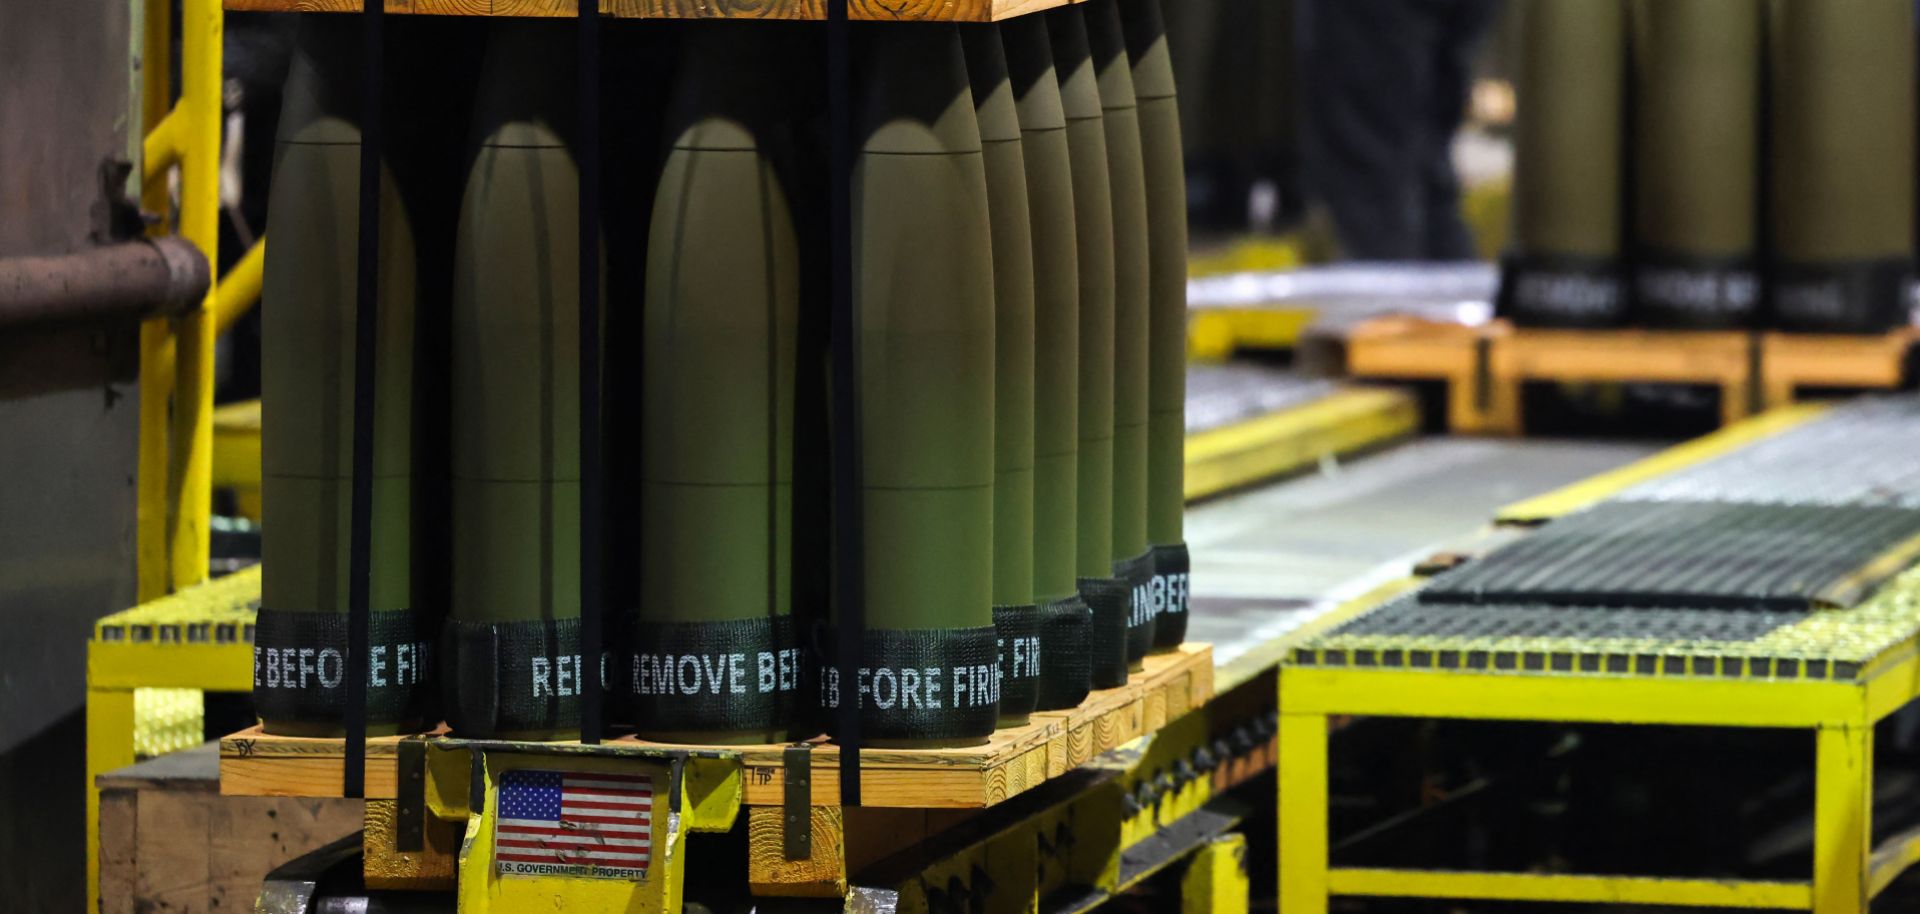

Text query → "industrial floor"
[1186,434,1662,680]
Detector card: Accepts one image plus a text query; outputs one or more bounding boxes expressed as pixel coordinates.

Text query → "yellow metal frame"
[86,566,258,914]
[109,2,266,901]
[379,704,1241,913]
[1276,614,1920,914]
[213,399,262,519]
[1180,834,1251,914]
[423,744,741,914]
[1188,307,1319,361]
[137,0,223,604]
[1185,387,1419,502]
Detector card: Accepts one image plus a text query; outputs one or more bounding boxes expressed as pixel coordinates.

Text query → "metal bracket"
[784,744,813,860]
[1473,334,1494,414]
[395,738,426,852]
[468,749,487,818]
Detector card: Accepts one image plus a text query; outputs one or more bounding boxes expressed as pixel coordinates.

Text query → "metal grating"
[93,563,260,644]
[1622,395,1920,509]
[1334,596,1808,644]
[1420,500,1920,611]
[1288,563,1920,680]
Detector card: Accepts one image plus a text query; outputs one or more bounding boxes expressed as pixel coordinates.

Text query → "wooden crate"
[1760,328,1918,410]
[220,643,1212,810]
[1347,317,1914,435]
[97,744,362,914]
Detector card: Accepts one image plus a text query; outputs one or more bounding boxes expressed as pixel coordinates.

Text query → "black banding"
[1115,550,1156,666]
[626,615,804,735]
[1768,258,1914,335]
[344,0,386,801]
[1631,252,1761,329]
[1498,252,1627,328]
[1078,575,1133,688]
[818,625,1000,742]
[992,603,1042,720]
[575,0,605,747]
[825,0,862,805]
[1035,594,1092,711]
[252,608,435,728]
[441,616,585,737]
[1149,541,1190,650]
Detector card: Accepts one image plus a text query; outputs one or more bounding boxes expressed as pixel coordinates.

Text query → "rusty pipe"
[0,237,210,328]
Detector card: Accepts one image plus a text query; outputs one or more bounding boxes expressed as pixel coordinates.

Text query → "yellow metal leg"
[455,750,689,914]
[1277,711,1328,914]
[167,0,221,593]
[137,319,175,602]
[213,237,265,336]
[86,686,136,914]
[135,0,174,605]
[1181,833,1249,914]
[1815,723,1873,914]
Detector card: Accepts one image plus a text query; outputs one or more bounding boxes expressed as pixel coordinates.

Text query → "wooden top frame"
[223,0,1073,22]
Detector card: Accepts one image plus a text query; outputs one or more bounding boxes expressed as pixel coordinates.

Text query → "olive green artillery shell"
[1770,0,1916,264]
[1048,8,1118,579]
[451,21,585,631]
[1003,16,1080,607]
[1120,0,1189,547]
[963,26,1038,612]
[1631,0,1761,261]
[1084,0,1150,566]
[258,17,420,736]
[1512,0,1625,259]
[855,24,996,635]
[642,24,799,630]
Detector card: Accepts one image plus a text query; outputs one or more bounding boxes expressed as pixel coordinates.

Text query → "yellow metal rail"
[1184,386,1419,502]
[1495,401,1832,524]
[136,0,223,603]
[101,0,230,907]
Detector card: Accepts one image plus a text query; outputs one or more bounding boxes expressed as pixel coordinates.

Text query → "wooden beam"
[219,645,1214,808]
[222,0,1073,21]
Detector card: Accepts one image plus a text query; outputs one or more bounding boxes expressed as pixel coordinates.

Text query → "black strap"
[1149,542,1190,650]
[1497,252,1627,328]
[626,616,804,734]
[1034,593,1092,710]
[1115,549,1156,666]
[575,0,604,747]
[441,616,584,737]
[818,626,1000,742]
[1769,257,1914,335]
[992,603,1042,720]
[252,608,435,726]
[1078,575,1132,688]
[1630,252,1760,329]
[826,0,862,805]
[344,0,386,799]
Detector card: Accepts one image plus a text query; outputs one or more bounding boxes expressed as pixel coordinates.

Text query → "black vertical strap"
[577,0,605,745]
[826,0,862,807]
[344,0,386,800]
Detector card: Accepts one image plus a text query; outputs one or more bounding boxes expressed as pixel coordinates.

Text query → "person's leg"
[1421,0,1501,260]
[1301,0,1433,260]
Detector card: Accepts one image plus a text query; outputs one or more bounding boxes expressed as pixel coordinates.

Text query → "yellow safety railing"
[93,0,248,908]
[136,0,222,604]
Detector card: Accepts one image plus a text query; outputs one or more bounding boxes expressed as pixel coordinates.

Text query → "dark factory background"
[9,0,1920,912]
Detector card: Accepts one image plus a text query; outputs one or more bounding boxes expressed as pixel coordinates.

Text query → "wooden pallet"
[220,642,1211,809]
[1760,328,1919,409]
[1346,317,1915,435]
[222,0,1066,22]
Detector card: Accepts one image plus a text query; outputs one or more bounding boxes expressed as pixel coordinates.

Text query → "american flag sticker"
[494,769,654,880]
